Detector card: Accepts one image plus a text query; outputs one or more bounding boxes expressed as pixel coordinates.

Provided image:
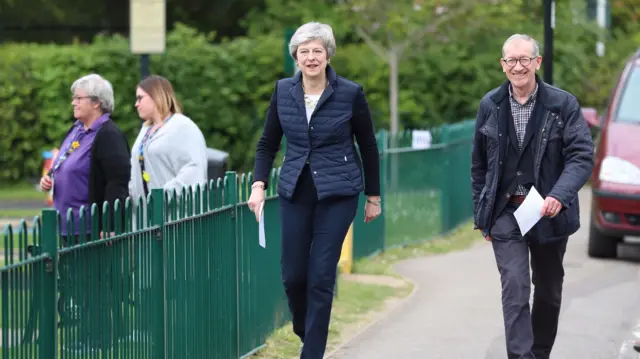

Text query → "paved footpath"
[328,188,640,359]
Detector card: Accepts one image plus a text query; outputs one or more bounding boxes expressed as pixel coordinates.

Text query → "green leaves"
[1,3,639,184]
[0,25,284,183]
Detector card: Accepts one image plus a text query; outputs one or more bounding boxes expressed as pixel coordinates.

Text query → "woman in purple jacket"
[38,73,130,353]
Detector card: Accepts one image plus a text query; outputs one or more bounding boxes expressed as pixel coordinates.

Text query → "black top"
[89,119,131,231]
[491,98,540,224]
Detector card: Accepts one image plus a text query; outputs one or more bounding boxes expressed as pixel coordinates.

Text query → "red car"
[585,49,640,258]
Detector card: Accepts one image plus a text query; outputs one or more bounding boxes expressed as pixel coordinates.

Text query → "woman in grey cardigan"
[129,75,208,204]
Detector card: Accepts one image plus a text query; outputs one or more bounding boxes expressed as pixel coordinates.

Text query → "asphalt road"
[328,188,640,359]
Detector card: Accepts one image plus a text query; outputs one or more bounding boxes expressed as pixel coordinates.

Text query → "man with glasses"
[471,34,594,359]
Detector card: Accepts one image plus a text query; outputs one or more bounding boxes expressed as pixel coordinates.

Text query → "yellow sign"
[338,223,354,274]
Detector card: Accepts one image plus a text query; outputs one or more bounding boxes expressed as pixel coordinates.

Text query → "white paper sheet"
[258,201,266,248]
[513,186,545,236]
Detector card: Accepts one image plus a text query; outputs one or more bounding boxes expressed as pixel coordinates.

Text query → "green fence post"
[440,146,452,234]
[40,209,57,359]
[440,124,450,144]
[150,188,166,358]
[379,129,388,252]
[224,171,240,358]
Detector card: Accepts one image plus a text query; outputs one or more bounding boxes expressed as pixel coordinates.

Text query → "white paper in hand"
[258,201,266,248]
[513,186,545,236]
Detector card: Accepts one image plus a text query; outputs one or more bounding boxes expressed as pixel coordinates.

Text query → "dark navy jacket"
[471,76,594,243]
[254,66,380,200]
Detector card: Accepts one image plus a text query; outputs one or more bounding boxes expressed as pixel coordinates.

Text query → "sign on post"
[130,0,166,54]
[411,130,433,149]
[130,0,166,79]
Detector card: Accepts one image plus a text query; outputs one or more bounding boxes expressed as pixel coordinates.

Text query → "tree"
[338,0,513,133]
[241,0,356,42]
[0,0,263,43]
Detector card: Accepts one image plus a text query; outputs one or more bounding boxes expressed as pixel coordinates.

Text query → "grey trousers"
[490,203,568,359]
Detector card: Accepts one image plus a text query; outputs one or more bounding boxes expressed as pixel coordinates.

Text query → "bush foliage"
[1,1,639,183]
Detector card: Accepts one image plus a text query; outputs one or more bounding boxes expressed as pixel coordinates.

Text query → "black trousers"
[280,165,359,359]
[490,202,568,359]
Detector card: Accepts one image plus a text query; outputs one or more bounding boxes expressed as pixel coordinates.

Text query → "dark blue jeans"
[280,165,359,359]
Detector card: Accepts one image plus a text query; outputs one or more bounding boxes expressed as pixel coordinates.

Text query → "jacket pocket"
[550,210,569,237]
[548,116,565,142]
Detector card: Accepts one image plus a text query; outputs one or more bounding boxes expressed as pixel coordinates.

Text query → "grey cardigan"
[129,113,208,204]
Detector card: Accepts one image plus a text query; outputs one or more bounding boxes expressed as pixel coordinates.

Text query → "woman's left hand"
[364,196,382,223]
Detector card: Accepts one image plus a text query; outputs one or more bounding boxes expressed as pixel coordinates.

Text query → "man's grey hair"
[70,74,115,113]
[502,34,540,58]
[288,22,337,60]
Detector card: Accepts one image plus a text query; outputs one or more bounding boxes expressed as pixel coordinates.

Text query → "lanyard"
[49,126,87,177]
[137,116,172,192]
[137,116,172,161]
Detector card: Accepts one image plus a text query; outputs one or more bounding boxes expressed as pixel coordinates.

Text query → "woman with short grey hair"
[248,22,382,359]
[39,73,130,352]
[288,22,337,62]
[71,74,116,113]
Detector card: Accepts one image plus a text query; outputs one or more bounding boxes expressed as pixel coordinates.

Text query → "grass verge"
[248,220,481,358]
[0,183,45,202]
[249,277,411,359]
[353,221,481,277]
[0,208,41,219]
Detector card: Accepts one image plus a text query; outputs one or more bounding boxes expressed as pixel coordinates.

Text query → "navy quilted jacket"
[253,66,380,200]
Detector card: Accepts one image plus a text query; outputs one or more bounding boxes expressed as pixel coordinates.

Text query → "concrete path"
[328,188,640,359]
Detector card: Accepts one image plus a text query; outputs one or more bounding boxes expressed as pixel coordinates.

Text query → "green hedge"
[0,25,285,183]
[0,20,638,183]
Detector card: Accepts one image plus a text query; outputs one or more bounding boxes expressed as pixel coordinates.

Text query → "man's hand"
[541,196,562,217]
[478,229,492,241]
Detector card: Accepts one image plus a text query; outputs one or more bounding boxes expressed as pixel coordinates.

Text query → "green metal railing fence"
[352,120,475,259]
[0,172,288,358]
[0,120,475,358]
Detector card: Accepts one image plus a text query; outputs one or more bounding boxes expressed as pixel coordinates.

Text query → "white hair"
[288,22,337,60]
[70,74,115,113]
[502,34,540,58]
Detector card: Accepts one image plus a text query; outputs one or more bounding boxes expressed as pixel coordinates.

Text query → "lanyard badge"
[137,117,172,184]
[49,127,86,177]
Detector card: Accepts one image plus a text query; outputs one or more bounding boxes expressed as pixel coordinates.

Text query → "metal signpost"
[543,0,555,85]
[130,0,166,80]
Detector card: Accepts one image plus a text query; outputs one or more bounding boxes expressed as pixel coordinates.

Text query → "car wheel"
[587,221,620,258]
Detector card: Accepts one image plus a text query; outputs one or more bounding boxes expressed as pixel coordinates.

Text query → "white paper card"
[513,186,545,236]
[258,201,266,248]
[411,130,432,149]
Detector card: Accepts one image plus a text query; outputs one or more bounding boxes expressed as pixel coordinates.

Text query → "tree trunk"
[388,50,400,191]
[389,50,399,134]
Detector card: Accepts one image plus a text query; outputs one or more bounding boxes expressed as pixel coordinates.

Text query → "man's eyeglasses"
[502,56,538,67]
